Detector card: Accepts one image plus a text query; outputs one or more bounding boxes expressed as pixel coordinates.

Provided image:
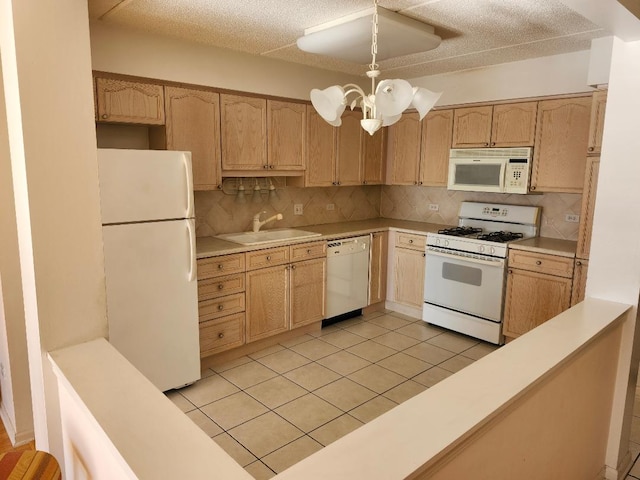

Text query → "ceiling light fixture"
[304,0,442,136]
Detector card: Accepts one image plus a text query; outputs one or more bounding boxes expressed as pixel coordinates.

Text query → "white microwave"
[447,147,533,194]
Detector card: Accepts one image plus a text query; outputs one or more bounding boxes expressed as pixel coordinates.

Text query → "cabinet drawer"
[197,253,245,280]
[508,250,574,278]
[290,241,327,261]
[246,246,290,270]
[198,292,245,322]
[199,313,245,357]
[198,273,245,301]
[395,232,426,251]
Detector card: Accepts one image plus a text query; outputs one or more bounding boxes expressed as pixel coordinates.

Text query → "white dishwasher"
[326,235,371,318]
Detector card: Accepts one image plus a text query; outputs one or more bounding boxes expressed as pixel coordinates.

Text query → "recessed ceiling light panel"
[297,7,441,64]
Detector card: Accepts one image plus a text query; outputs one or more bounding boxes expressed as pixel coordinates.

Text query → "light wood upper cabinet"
[95,77,165,125]
[164,87,221,191]
[490,102,538,147]
[267,100,306,171]
[362,127,386,185]
[421,109,454,187]
[588,90,607,155]
[386,112,423,185]
[299,109,337,187]
[369,232,388,305]
[452,102,537,148]
[452,106,493,148]
[576,157,600,260]
[530,96,592,193]
[336,110,364,186]
[220,94,267,171]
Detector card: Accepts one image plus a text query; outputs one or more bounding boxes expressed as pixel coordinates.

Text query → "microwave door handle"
[426,249,505,268]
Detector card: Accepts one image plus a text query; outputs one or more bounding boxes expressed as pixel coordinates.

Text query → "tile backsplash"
[195,183,582,241]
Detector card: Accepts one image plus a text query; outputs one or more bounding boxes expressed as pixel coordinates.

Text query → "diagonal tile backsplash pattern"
[195,183,582,241]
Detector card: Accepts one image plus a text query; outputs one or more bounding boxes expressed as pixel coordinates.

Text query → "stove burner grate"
[437,226,483,237]
[476,231,524,243]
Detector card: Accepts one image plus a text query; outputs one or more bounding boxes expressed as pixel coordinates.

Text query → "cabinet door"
[290,258,326,328]
[452,106,493,148]
[530,97,591,193]
[246,265,289,342]
[165,87,221,191]
[95,78,165,125]
[490,101,538,147]
[386,112,422,185]
[576,157,600,259]
[221,94,267,171]
[369,232,388,305]
[421,109,453,186]
[362,128,386,185]
[587,90,607,155]
[571,260,589,306]
[393,247,426,308]
[305,109,336,187]
[336,110,364,186]
[267,100,305,171]
[503,268,572,339]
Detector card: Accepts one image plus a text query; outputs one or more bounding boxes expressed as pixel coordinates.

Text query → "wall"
[195,184,381,237]
[89,22,364,100]
[0,57,33,445]
[1,0,108,463]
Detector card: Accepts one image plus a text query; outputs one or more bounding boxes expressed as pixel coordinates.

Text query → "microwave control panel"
[504,159,529,194]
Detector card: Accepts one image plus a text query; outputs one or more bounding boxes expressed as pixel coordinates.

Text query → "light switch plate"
[429,204,439,211]
[565,214,580,223]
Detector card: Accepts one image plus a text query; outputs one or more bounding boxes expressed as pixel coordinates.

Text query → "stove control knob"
[444,240,450,247]
[490,247,495,255]
[478,245,485,253]
[435,238,440,246]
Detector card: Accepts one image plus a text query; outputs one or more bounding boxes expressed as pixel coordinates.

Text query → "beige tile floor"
[167,310,499,479]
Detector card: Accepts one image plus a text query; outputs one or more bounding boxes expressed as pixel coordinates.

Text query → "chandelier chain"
[370,0,379,71]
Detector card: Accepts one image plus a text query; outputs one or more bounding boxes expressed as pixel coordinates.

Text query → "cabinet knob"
[409,239,414,244]
[217,264,224,270]
[218,284,224,290]
[490,142,495,146]
[266,255,271,261]
[530,186,536,191]
[269,165,274,169]
[291,264,296,270]
[307,249,312,254]
[363,181,367,185]
[218,304,224,311]
[263,165,268,169]
[588,147,594,152]
[576,260,582,266]
[536,260,542,265]
[218,332,224,339]
[422,252,426,257]
[414,181,418,185]
[508,269,513,274]
[101,114,108,119]
[332,182,337,186]
[217,184,223,190]
[419,181,423,185]
[484,142,489,146]
[337,181,341,186]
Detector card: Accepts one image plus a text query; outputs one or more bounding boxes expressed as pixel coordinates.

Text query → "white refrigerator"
[97,148,200,392]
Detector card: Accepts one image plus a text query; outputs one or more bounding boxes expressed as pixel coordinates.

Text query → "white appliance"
[423,202,540,344]
[97,148,200,392]
[448,147,533,194]
[326,236,371,318]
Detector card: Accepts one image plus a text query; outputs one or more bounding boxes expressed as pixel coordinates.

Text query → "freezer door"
[103,219,200,391]
[98,148,194,224]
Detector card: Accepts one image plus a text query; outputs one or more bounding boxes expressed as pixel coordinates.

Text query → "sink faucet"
[252,211,283,232]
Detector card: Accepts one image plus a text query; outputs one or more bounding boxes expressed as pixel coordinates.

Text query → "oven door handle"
[426,249,505,268]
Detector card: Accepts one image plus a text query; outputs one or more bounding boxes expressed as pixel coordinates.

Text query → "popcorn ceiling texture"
[195,184,581,241]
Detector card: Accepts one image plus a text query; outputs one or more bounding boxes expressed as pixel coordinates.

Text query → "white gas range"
[423,202,541,345]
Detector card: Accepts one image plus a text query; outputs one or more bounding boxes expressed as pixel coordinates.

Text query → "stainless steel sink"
[215,228,322,246]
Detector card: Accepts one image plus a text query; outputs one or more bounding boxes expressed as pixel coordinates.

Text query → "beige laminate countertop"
[508,237,577,258]
[196,218,450,259]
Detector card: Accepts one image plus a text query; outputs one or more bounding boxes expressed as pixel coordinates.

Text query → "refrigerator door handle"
[187,219,196,282]
[183,153,194,218]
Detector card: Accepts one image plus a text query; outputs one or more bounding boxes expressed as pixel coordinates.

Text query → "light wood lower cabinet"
[196,253,247,358]
[245,241,327,343]
[503,250,574,340]
[571,259,589,306]
[392,232,426,309]
[369,232,388,305]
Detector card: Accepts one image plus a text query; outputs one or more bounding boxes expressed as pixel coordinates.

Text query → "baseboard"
[604,449,633,480]
[0,402,34,447]
[384,300,422,320]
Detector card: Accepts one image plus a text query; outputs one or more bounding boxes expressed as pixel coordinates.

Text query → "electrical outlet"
[294,204,303,215]
[565,214,580,223]
[429,204,439,211]
[326,204,335,211]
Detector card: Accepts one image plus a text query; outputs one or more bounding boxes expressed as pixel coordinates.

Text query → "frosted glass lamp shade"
[381,114,402,126]
[310,85,346,123]
[374,79,414,117]
[412,87,442,120]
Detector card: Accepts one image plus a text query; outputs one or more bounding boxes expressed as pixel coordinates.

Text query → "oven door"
[424,248,506,322]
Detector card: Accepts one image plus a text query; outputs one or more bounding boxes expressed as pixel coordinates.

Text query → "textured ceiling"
[89,0,609,78]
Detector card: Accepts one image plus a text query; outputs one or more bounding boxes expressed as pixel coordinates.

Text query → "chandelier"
[306,0,442,135]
